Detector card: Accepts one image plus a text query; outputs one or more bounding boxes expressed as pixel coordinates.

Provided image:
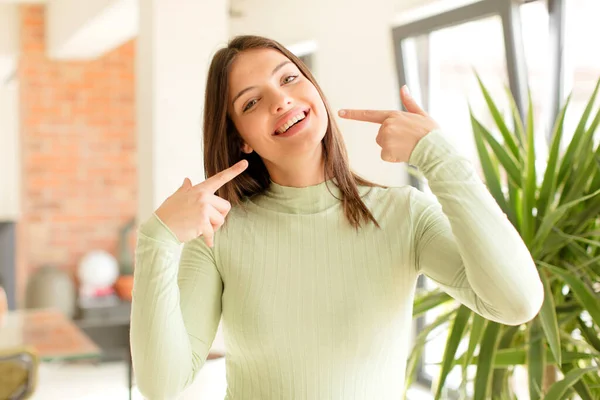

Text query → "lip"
[273,107,310,135]
[274,109,310,138]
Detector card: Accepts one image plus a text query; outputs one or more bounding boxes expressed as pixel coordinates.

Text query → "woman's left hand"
[338,85,440,163]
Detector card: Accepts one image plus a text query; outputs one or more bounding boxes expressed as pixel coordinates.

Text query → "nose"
[269,88,293,114]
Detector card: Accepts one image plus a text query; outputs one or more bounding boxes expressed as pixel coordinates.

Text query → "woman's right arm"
[131,213,223,400]
[130,161,247,399]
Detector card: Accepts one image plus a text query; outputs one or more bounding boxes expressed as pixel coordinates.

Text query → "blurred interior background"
[0,0,598,398]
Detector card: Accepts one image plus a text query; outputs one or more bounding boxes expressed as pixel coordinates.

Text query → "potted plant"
[406,76,600,400]
[114,218,136,302]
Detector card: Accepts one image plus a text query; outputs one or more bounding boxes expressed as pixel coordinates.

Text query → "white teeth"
[276,112,306,134]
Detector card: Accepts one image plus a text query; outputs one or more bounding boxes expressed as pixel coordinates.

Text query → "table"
[73,299,225,400]
[74,298,133,399]
[0,308,101,362]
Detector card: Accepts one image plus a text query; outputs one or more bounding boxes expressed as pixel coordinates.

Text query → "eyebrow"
[231,60,292,108]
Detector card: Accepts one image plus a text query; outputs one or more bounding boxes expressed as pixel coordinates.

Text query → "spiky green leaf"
[434,305,472,399]
[473,321,501,400]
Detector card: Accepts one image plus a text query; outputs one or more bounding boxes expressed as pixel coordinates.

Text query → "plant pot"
[25,265,76,317]
[0,286,7,327]
[114,275,134,302]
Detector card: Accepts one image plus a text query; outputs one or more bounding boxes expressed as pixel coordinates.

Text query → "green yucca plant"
[406,76,600,400]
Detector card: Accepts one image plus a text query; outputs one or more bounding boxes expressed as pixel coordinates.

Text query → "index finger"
[201,160,249,193]
[338,109,396,124]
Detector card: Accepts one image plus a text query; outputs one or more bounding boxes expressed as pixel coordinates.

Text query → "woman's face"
[228,48,328,167]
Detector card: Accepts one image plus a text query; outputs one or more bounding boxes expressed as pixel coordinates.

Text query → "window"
[392,0,600,397]
[521,0,600,149]
[428,16,509,169]
[563,0,600,145]
[412,16,511,395]
[288,40,317,72]
[393,2,525,393]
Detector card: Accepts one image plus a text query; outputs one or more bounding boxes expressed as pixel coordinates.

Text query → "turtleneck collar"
[249,179,343,214]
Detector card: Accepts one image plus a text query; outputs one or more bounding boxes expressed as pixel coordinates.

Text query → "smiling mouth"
[273,110,309,135]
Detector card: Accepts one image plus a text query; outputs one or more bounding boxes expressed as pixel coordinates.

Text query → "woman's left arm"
[407,129,543,325]
[339,86,544,325]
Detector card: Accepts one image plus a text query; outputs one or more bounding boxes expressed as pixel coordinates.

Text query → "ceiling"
[0,0,46,3]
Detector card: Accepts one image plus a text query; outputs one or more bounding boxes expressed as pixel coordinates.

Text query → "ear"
[241,142,253,154]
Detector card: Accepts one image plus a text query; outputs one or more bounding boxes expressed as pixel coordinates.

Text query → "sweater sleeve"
[130,214,223,399]
[408,129,544,326]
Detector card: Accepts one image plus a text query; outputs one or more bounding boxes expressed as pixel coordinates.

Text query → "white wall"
[0,4,18,82]
[136,1,229,221]
[0,80,20,221]
[0,6,19,221]
[46,0,138,59]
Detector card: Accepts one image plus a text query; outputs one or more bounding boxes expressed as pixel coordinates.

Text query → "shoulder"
[358,183,415,206]
[359,183,442,221]
[353,183,416,228]
[227,196,256,218]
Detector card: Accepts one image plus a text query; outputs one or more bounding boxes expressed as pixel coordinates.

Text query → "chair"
[0,347,38,400]
[0,286,39,399]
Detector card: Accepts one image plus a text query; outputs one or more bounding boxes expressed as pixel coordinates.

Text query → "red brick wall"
[16,5,137,304]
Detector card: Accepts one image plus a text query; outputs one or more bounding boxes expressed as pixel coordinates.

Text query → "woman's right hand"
[154,160,248,247]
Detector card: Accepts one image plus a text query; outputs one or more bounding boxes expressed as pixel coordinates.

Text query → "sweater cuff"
[408,129,475,182]
[138,213,182,247]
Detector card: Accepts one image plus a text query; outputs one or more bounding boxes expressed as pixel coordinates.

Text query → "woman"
[131,35,544,399]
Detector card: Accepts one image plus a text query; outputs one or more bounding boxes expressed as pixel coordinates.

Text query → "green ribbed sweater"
[130,130,544,400]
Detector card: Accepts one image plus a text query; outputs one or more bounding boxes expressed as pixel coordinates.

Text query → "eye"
[243,99,258,112]
[283,74,299,84]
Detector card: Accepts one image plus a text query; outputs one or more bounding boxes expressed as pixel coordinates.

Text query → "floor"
[32,358,228,400]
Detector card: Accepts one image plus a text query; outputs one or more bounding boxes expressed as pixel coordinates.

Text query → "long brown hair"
[203,35,380,229]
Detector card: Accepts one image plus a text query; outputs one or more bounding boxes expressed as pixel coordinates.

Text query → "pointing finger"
[200,160,249,193]
[400,85,428,116]
[337,109,396,124]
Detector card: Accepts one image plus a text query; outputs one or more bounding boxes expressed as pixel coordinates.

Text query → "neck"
[265,146,326,188]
